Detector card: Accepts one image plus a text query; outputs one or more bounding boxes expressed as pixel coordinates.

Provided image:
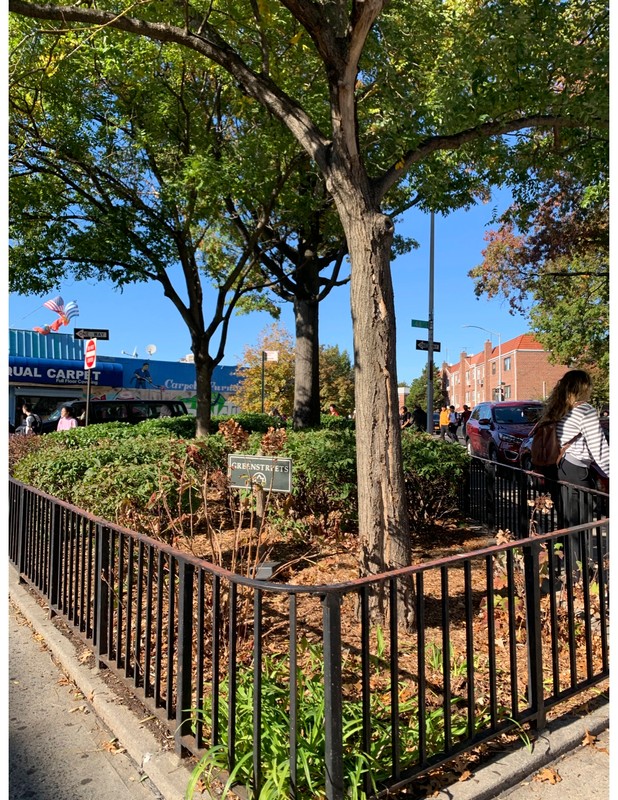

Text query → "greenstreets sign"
[228,454,292,493]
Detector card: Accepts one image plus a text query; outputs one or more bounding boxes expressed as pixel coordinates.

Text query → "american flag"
[43,295,64,314]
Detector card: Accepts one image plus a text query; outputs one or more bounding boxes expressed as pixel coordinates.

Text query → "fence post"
[522,540,546,730]
[48,503,61,618]
[516,470,530,539]
[322,592,344,800]
[485,462,496,531]
[95,523,110,660]
[16,484,27,582]
[175,561,195,755]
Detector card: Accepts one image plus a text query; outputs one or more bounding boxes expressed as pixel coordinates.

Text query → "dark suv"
[42,398,188,433]
[465,400,543,464]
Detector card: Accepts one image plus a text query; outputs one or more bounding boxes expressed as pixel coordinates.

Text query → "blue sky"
[7,187,532,384]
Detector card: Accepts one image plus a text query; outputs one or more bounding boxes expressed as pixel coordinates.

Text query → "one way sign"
[416,339,441,352]
[74,328,110,341]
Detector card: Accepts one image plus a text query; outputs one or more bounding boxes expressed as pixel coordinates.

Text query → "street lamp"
[462,325,502,401]
[261,350,279,413]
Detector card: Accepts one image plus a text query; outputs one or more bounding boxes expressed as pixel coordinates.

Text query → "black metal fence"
[8,466,609,800]
[460,458,609,538]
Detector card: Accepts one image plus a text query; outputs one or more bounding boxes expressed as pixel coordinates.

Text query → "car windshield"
[494,405,542,425]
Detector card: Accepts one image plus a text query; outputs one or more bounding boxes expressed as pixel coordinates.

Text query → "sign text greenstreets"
[228,454,292,493]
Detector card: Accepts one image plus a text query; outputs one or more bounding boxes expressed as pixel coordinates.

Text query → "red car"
[465,400,543,465]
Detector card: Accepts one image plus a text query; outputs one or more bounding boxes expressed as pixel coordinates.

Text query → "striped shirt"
[556,403,609,476]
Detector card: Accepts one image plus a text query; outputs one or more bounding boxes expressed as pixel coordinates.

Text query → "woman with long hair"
[540,369,609,528]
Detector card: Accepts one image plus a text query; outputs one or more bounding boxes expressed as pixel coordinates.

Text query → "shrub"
[400,430,470,531]
[8,433,47,476]
[12,426,227,525]
[281,428,358,531]
[319,413,355,431]
[213,412,280,434]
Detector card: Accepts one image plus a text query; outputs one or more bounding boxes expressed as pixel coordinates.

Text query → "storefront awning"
[9,356,123,387]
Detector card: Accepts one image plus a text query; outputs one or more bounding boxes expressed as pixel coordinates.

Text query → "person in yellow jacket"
[439,405,450,440]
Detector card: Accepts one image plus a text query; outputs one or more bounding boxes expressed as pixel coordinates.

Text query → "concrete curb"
[435,704,610,800]
[9,565,206,800]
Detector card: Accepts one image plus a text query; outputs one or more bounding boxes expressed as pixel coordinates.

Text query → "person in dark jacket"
[412,404,427,432]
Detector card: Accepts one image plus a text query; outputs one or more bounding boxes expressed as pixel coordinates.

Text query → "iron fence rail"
[8,470,609,800]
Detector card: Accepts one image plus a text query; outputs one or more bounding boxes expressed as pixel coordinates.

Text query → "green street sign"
[411,319,429,329]
[228,454,292,493]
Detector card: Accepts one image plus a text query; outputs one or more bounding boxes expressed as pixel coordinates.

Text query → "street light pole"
[261,350,266,413]
[426,210,435,433]
[497,332,502,400]
[462,325,502,401]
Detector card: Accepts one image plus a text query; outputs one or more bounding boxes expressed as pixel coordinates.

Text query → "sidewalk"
[8,565,609,800]
[8,566,202,800]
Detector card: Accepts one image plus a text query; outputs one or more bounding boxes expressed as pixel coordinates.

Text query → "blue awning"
[9,356,123,387]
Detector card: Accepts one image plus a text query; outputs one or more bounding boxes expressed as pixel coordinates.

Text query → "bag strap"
[555,432,581,465]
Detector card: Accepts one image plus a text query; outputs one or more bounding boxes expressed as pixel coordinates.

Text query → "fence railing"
[8,471,609,800]
[459,457,609,537]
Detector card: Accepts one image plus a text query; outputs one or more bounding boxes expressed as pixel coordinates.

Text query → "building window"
[492,362,496,375]
[504,356,512,371]
[503,385,512,399]
[465,370,469,383]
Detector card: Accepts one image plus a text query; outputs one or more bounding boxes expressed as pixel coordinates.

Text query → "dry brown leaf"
[534,767,562,784]
[102,738,126,754]
[582,730,597,747]
[57,676,72,686]
[458,769,472,782]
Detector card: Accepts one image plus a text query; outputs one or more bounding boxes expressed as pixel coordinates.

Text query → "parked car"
[41,398,188,433]
[465,400,543,464]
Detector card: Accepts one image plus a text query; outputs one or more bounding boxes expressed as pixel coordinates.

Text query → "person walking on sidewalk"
[447,405,459,442]
[439,405,450,440]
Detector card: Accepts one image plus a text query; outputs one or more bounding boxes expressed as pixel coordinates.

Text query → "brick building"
[442,333,570,410]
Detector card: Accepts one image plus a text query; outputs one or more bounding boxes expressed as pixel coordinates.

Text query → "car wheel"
[488,445,499,463]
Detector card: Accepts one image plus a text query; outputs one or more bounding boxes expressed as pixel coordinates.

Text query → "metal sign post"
[84,339,97,426]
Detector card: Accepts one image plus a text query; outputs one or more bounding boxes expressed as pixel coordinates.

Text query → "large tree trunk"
[292,295,321,429]
[193,339,214,438]
[337,201,412,577]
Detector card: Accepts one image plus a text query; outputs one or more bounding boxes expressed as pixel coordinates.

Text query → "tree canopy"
[10,0,609,589]
[469,175,609,400]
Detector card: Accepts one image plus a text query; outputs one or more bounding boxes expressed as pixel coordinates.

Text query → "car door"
[468,404,490,457]
[476,403,494,458]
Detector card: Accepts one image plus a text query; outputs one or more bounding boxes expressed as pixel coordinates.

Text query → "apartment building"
[442,333,570,410]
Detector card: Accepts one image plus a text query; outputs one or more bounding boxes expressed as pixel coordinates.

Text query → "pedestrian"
[447,405,459,442]
[56,405,78,431]
[328,403,340,416]
[539,369,609,529]
[19,403,42,435]
[412,404,427,432]
[439,404,450,440]
[460,404,472,432]
[400,405,412,429]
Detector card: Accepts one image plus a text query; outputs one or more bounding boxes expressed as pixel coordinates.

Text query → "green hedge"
[10,417,469,535]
